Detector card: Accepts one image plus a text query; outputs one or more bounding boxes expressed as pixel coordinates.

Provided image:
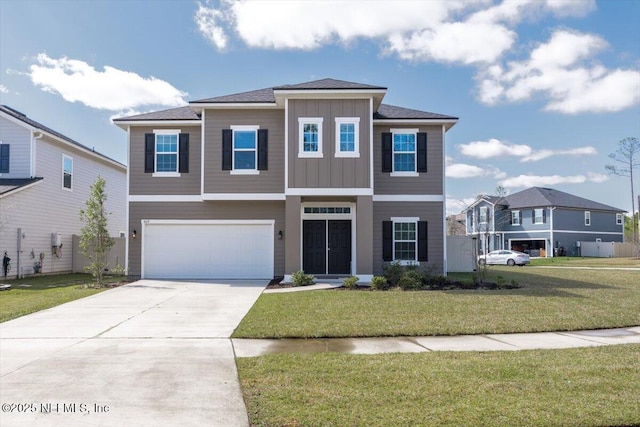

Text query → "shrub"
[397,270,422,290]
[291,270,314,287]
[343,276,359,289]
[424,274,449,290]
[370,276,388,290]
[382,261,404,286]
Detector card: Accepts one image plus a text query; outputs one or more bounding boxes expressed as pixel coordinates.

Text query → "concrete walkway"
[233,327,640,357]
[0,280,266,427]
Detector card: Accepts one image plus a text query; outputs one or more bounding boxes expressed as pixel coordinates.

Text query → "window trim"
[391,216,419,265]
[152,129,181,177]
[511,210,520,226]
[298,117,323,158]
[533,208,544,225]
[62,154,73,190]
[335,117,360,158]
[230,125,260,175]
[616,213,623,225]
[585,211,591,226]
[390,128,419,177]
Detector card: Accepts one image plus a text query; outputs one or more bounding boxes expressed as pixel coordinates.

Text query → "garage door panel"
[143,222,274,279]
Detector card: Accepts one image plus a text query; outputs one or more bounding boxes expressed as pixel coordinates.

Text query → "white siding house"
[1,106,126,279]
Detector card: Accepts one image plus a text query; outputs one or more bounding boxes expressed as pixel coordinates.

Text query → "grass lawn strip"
[0,274,123,322]
[237,344,640,427]
[530,256,639,268]
[233,267,640,338]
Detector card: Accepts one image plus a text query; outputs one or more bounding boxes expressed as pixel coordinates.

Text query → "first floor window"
[393,131,416,172]
[232,127,257,171]
[394,221,417,261]
[62,155,73,190]
[616,213,623,225]
[585,211,591,226]
[299,118,323,157]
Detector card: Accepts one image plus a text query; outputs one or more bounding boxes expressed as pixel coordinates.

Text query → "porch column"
[284,196,301,281]
[356,195,373,280]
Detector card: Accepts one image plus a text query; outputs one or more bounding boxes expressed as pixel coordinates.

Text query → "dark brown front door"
[302,220,351,275]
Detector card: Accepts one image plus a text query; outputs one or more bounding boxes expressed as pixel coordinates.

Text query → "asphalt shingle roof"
[0,178,43,196]
[1,105,124,167]
[192,87,275,104]
[502,187,624,212]
[273,78,387,91]
[112,106,201,121]
[374,104,458,120]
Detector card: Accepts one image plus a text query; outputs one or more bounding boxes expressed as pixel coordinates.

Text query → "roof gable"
[273,78,386,91]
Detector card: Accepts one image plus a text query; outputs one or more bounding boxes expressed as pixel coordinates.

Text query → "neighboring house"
[446,213,467,236]
[464,187,625,257]
[0,105,126,279]
[113,78,458,281]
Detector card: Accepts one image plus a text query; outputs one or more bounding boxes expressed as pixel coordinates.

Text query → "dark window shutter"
[0,144,9,173]
[382,132,392,172]
[178,133,189,173]
[382,221,393,261]
[509,211,514,225]
[532,210,535,223]
[144,133,155,173]
[417,132,427,172]
[257,129,268,170]
[543,209,547,223]
[519,211,522,225]
[418,221,428,261]
[222,129,232,170]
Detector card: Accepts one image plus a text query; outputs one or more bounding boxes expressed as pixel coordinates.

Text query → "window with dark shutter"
[178,133,189,173]
[257,129,268,170]
[222,129,232,170]
[0,144,9,173]
[144,133,155,173]
[382,132,392,172]
[417,132,427,172]
[418,221,428,261]
[382,221,393,261]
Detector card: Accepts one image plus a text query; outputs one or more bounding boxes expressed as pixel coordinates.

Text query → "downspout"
[549,207,556,258]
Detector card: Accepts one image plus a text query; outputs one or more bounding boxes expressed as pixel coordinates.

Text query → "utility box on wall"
[51,233,62,247]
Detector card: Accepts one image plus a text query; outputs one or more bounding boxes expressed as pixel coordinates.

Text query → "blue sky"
[1,0,639,215]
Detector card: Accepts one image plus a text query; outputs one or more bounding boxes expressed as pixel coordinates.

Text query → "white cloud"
[458,138,532,159]
[478,29,640,113]
[446,196,477,215]
[27,54,188,111]
[458,138,597,162]
[499,173,608,188]
[446,162,487,178]
[0,84,8,94]
[194,0,594,66]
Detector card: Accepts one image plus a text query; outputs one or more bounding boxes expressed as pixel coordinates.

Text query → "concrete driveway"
[0,279,266,427]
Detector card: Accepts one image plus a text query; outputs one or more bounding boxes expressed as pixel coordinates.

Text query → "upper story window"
[231,126,258,174]
[585,211,591,226]
[616,213,623,225]
[0,144,9,174]
[479,206,488,224]
[222,127,268,172]
[145,130,189,177]
[335,117,360,158]
[62,154,73,190]
[533,208,545,224]
[382,130,427,176]
[298,118,323,158]
[511,210,520,226]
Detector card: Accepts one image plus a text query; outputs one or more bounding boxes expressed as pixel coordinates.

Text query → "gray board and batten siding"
[287,99,371,189]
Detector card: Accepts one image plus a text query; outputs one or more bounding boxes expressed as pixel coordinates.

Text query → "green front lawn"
[238,344,640,427]
[530,256,640,268]
[0,274,123,322]
[233,267,640,338]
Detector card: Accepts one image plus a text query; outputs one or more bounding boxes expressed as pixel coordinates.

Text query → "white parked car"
[478,250,530,266]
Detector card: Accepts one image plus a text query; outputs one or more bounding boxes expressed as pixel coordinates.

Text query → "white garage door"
[143,220,274,279]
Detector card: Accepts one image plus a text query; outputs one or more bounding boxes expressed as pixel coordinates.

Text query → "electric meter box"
[51,233,62,247]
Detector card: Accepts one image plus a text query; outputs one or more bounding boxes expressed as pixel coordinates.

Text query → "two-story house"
[464,187,625,257]
[0,105,126,279]
[114,78,457,281]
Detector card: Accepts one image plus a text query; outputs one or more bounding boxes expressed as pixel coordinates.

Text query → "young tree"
[79,176,113,287]
[606,137,639,242]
